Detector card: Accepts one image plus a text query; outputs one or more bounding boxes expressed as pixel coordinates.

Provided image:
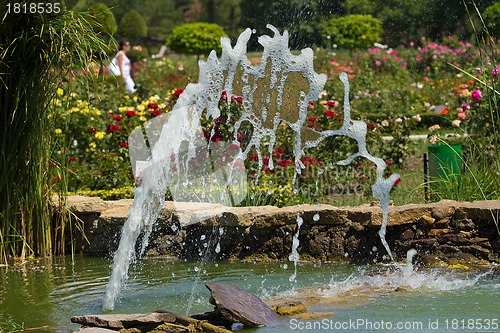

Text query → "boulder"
[205,282,278,327]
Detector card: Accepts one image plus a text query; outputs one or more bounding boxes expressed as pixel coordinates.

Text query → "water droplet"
[200,235,206,241]
[313,213,320,221]
[372,246,378,252]
[194,266,200,272]
[215,243,221,253]
[282,264,288,270]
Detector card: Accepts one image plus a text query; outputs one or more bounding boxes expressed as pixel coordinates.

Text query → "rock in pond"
[205,282,278,327]
[70,313,176,329]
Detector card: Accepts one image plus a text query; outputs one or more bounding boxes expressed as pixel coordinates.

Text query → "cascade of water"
[103,25,399,310]
[288,214,304,283]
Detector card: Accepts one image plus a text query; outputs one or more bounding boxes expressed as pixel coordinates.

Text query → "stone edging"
[64,196,500,264]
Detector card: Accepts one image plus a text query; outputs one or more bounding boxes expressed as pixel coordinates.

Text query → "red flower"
[327,100,336,107]
[119,142,129,148]
[172,88,184,98]
[393,178,402,187]
[235,96,243,104]
[367,123,375,130]
[113,115,123,121]
[48,162,55,167]
[221,91,227,100]
[151,109,162,117]
[125,110,136,118]
[237,133,244,141]
[89,127,97,133]
[308,116,318,122]
[109,124,120,133]
[262,157,270,165]
[385,161,393,166]
[467,80,475,86]
[248,154,259,161]
[440,108,448,115]
[263,166,276,174]
[147,103,159,109]
[69,157,77,162]
[51,176,61,184]
[325,110,335,118]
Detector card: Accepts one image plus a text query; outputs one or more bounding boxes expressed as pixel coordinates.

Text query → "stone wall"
[65,196,500,264]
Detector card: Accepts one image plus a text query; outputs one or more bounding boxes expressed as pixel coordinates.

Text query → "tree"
[118,9,148,41]
[323,14,383,51]
[88,2,117,36]
[483,2,500,37]
[167,22,227,57]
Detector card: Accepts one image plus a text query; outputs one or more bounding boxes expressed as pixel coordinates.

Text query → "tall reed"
[0,2,108,262]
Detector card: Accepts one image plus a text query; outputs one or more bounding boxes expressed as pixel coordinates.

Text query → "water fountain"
[103,24,400,311]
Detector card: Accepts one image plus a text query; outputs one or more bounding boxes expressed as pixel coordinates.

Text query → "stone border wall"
[66,196,500,264]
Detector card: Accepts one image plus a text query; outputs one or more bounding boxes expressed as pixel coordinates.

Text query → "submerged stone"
[205,282,278,327]
[70,313,176,329]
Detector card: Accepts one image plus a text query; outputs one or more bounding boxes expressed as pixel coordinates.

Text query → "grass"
[0,5,108,262]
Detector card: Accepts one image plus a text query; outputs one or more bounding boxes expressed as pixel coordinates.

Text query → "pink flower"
[461,103,470,111]
[493,68,499,77]
[457,112,466,119]
[375,60,382,66]
[471,89,482,102]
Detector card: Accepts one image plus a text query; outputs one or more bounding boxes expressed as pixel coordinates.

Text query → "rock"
[418,215,435,226]
[428,228,450,237]
[462,245,490,259]
[451,218,475,231]
[73,328,118,333]
[205,282,278,327]
[431,206,455,220]
[439,233,469,244]
[294,312,335,320]
[275,302,307,316]
[70,313,176,329]
[435,218,450,226]
[400,230,415,241]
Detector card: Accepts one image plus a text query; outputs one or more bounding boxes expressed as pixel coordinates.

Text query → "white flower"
[412,114,422,122]
[429,135,438,144]
[381,120,389,127]
[395,117,403,123]
[452,119,461,127]
[428,124,441,132]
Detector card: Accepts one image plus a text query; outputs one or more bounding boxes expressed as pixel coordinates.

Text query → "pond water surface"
[0,256,498,333]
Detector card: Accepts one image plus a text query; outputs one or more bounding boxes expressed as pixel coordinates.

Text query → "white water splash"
[288,214,304,283]
[103,25,399,310]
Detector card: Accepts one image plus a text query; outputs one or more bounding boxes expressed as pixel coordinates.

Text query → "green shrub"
[323,14,383,50]
[119,9,148,41]
[88,2,117,36]
[167,22,227,57]
[483,2,500,37]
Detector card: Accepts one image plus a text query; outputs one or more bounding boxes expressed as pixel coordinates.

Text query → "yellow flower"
[133,96,138,101]
[55,128,63,134]
[92,108,101,116]
[94,131,106,139]
[57,88,64,96]
[139,116,147,122]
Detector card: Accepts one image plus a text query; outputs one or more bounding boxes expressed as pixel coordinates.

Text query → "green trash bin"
[427,144,463,180]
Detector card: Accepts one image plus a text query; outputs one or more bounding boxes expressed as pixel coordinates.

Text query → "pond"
[1,256,498,333]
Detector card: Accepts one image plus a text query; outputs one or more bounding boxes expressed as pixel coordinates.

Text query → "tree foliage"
[483,2,500,37]
[323,14,383,50]
[88,2,117,36]
[119,9,148,41]
[167,22,227,56]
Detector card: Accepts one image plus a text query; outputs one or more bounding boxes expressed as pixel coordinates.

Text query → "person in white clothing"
[112,40,136,93]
